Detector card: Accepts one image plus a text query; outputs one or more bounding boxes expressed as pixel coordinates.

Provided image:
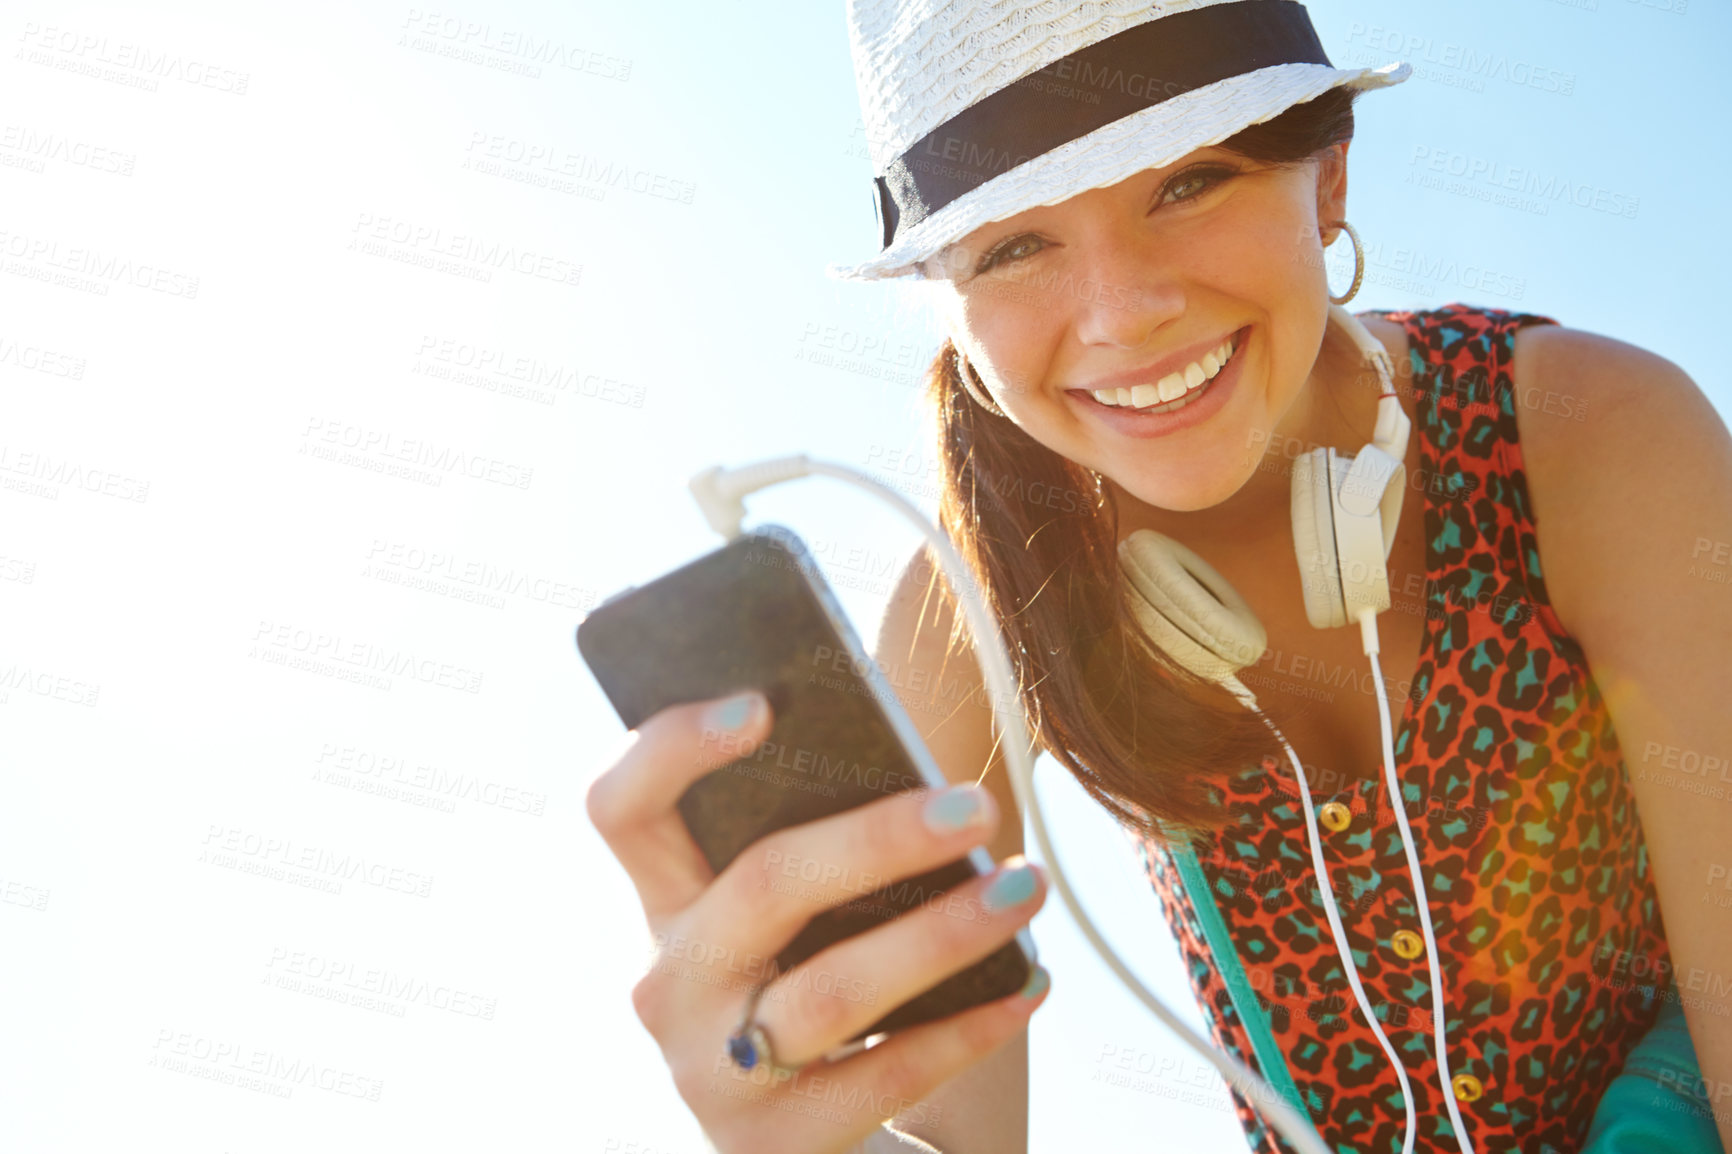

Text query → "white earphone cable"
[1359,610,1475,1154]
[1220,675,1418,1154]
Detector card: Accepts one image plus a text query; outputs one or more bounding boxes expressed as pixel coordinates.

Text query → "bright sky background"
[2,1,1723,1152]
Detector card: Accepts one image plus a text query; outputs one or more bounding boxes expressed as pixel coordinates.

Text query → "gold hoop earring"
[1327,220,1364,306]
[954,348,1006,418]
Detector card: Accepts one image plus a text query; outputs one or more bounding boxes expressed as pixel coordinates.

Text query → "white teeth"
[1089,332,1240,412]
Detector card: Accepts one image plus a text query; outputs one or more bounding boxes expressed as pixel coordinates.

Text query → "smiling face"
[921,142,1350,516]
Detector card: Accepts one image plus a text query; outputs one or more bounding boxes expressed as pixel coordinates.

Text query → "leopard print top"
[1136,303,1670,1153]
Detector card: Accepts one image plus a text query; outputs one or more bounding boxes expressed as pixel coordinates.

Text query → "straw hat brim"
[828,60,1409,283]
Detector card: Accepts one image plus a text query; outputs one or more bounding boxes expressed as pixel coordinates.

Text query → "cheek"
[955,300,1059,396]
[1209,204,1319,293]
[1211,199,1327,382]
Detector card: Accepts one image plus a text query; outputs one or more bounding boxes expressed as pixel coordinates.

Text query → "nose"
[1070,240,1185,350]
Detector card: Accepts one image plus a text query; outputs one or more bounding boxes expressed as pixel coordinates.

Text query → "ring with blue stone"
[725,985,802,1077]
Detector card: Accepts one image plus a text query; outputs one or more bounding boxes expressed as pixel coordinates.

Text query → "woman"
[586,2,1732,1151]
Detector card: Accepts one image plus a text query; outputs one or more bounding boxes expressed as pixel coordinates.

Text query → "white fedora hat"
[830,0,1409,281]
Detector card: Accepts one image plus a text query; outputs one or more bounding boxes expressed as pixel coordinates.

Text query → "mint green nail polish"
[1020,966,1050,1000]
[708,692,759,732]
[983,863,1036,911]
[923,787,987,833]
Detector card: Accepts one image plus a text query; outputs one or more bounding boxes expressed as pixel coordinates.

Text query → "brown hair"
[923,87,1360,842]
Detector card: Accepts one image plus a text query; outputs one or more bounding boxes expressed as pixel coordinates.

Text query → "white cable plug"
[689,456,1338,1154]
[689,456,814,538]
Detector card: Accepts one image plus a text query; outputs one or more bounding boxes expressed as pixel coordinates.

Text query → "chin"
[1112,444,1267,511]
[1110,472,1241,514]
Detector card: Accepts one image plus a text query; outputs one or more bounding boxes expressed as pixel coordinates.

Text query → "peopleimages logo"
[1409,146,1640,220]
[347,212,582,287]
[16,22,251,94]
[0,124,135,176]
[265,947,498,1019]
[149,1029,383,1100]
[200,824,436,898]
[0,332,87,378]
[363,539,590,611]
[398,9,632,80]
[300,417,534,490]
[0,443,149,502]
[0,663,101,706]
[412,335,645,408]
[250,619,485,695]
[0,227,199,297]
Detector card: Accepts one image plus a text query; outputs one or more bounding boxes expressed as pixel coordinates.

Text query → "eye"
[1157,165,1236,207]
[975,233,1047,274]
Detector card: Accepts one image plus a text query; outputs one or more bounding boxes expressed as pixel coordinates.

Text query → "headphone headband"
[1329,305,1410,464]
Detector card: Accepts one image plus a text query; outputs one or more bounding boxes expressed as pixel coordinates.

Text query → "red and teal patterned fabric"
[1137,303,1671,1153]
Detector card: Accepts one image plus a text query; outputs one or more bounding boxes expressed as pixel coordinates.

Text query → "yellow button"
[1452,1074,1484,1103]
[1319,801,1352,833]
[1392,930,1425,960]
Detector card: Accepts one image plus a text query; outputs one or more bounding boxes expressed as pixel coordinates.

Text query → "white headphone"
[1117,306,1475,1154]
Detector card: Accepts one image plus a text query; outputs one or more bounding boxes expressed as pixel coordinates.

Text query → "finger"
[686,781,1001,958]
[691,967,1050,1154]
[632,784,1001,1039]
[826,965,1050,1124]
[586,691,773,916]
[756,859,1046,1068]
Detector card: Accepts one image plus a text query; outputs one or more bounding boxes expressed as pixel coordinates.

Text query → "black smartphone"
[576,525,1036,1039]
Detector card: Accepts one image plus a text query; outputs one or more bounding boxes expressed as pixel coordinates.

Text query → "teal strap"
[1169,844,1315,1127]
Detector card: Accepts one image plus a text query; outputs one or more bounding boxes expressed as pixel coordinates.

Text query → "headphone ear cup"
[1290,448,1349,630]
[1118,529,1267,682]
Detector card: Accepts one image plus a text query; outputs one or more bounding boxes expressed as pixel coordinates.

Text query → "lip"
[1067,325,1250,440]
[1069,327,1246,394]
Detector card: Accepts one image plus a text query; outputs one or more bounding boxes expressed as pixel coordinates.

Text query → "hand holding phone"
[579,529,1050,1153]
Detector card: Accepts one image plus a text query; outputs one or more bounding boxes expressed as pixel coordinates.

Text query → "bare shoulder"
[1508,324,1721,517]
[876,546,1023,859]
[1508,322,1730,632]
[1511,322,1707,423]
